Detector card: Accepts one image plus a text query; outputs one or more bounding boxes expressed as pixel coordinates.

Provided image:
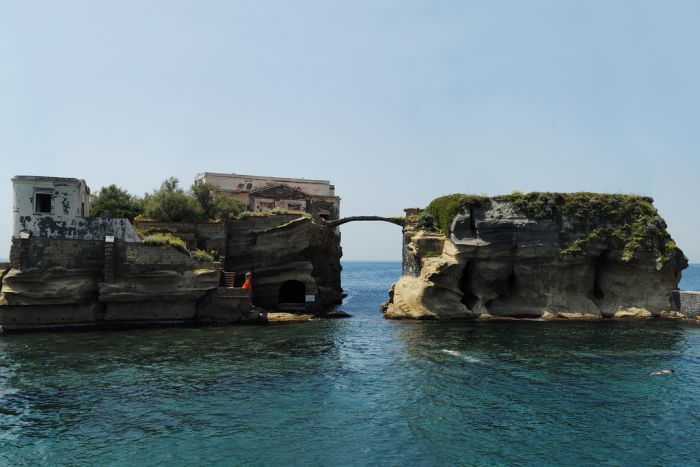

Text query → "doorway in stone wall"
[279,280,306,311]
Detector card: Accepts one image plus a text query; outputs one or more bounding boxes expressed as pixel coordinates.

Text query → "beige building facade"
[195,172,341,220]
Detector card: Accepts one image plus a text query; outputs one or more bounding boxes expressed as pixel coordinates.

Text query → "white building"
[12,176,90,237]
[11,175,137,241]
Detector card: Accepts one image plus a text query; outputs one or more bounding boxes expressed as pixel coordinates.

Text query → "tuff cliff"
[224,214,343,312]
[384,193,688,320]
[0,213,343,331]
[0,240,243,329]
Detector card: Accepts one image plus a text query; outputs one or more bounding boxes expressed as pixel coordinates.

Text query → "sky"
[1,0,699,261]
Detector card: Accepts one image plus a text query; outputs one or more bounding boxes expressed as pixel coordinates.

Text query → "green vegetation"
[191,182,248,220]
[142,233,188,255]
[142,235,219,261]
[90,184,144,219]
[143,226,173,235]
[190,249,214,262]
[143,178,202,222]
[418,192,678,263]
[141,177,249,222]
[416,211,435,230]
[422,194,488,234]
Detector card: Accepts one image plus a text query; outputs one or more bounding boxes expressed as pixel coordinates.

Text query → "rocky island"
[0,174,343,331]
[384,192,688,320]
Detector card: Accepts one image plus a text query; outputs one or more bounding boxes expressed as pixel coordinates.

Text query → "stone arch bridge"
[325,216,405,228]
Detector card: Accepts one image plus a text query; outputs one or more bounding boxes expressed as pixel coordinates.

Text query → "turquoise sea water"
[681,263,700,290]
[1,262,700,465]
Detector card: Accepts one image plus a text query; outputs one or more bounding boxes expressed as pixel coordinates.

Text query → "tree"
[90,184,144,219]
[190,182,247,220]
[143,177,202,222]
[190,182,217,219]
[211,194,247,220]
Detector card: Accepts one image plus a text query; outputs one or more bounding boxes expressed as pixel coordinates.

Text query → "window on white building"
[35,193,52,213]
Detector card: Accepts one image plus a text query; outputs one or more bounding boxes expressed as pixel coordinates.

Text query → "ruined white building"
[11,176,137,241]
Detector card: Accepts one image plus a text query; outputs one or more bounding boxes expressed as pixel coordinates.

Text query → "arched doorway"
[279,280,306,310]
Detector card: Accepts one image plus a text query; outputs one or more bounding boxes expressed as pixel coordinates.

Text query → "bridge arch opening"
[333,217,405,265]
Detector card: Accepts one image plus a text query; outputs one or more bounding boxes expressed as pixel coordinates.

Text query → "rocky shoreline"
[0,214,344,332]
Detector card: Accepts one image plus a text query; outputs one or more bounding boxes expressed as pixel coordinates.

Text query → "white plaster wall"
[76,179,91,217]
[12,178,92,238]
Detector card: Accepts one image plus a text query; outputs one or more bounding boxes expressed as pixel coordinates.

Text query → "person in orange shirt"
[242,272,252,290]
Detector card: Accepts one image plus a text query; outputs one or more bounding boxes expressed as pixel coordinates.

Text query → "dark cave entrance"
[459,263,479,310]
[279,280,306,308]
[592,253,608,302]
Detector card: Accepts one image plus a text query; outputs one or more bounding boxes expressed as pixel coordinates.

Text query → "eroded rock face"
[1,268,101,305]
[385,197,687,320]
[225,215,343,312]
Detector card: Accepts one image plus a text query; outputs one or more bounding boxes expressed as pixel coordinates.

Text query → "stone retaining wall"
[27,238,104,271]
[117,243,194,273]
[679,291,700,318]
[17,216,138,242]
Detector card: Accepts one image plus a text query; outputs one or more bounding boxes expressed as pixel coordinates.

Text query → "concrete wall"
[13,176,90,237]
[15,215,139,242]
[27,238,104,271]
[118,243,194,273]
[12,236,195,274]
[680,291,700,318]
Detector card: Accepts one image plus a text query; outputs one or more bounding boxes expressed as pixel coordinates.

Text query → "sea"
[1,263,699,465]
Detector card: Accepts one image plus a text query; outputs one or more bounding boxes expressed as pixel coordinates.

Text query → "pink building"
[195,172,341,220]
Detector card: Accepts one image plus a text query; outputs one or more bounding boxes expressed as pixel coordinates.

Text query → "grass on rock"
[142,233,189,255]
[418,192,677,263]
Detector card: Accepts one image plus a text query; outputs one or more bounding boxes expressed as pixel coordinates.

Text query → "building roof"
[196,171,332,185]
[12,176,87,185]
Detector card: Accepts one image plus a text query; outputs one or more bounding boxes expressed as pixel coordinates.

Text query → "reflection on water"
[0,262,699,465]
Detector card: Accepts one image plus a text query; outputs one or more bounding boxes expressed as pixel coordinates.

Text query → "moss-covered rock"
[389,192,688,320]
[417,192,677,264]
[422,194,489,234]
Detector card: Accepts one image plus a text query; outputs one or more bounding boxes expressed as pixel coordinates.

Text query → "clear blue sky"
[1,0,699,261]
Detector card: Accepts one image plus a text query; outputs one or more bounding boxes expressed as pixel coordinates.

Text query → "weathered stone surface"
[17,215,138,242]
[0,302,103,330]
[102,299,198,322]
[679,291,700,318]
[1,268,101,305]
[385,197,687,320]
[132,220,226,252]
[196,288,258,323]
[98,269,218,302]
[26,239,104,270]
[267,312,315,323]
[225,215,342,312]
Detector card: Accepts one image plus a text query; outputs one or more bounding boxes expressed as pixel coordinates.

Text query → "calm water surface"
[1,262,700,465]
